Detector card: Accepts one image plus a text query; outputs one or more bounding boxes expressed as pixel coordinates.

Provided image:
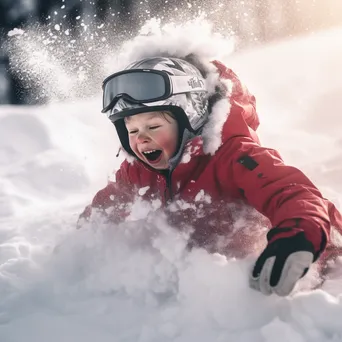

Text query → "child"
[79,56,342,297]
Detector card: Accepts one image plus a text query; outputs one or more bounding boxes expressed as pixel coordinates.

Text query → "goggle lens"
[103,72,167,111]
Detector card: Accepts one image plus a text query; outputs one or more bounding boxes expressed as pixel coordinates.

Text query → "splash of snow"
[8,28,25,37]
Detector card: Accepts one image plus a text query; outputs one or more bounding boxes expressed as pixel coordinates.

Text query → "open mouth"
[142,149,162,162]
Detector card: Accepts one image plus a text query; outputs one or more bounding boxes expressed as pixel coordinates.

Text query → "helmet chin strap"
[115,147,121,158]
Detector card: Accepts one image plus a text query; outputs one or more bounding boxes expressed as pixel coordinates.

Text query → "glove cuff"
[267,227,321,261]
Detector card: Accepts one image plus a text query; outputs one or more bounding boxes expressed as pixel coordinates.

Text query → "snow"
[138,186,150,196]
[102,18,235,76]
[7,29,25,37]
[202,98,231,155]
[1,21,342,341]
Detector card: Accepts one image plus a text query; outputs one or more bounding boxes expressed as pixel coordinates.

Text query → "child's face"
[125,112,179,169]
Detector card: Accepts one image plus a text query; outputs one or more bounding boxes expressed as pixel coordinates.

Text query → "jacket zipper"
[164,171,173,203]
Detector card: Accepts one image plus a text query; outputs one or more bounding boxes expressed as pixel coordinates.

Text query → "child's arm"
[77,163,135,227]
[213,60,341,295]
[217,135,335,295]
[213,61,332,246]
[231,137,329,254]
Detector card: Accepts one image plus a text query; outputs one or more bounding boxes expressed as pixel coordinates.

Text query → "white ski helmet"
[101,56,209,156]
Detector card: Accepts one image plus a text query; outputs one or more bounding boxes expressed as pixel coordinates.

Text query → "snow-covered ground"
[1,22,342,342]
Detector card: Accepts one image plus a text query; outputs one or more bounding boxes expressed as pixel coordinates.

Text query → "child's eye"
[149,125,160,130]
[128,130,138,135]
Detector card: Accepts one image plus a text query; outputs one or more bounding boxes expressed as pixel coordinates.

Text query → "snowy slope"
[1,23,342,341]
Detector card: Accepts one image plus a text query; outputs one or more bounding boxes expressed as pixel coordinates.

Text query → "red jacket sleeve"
[78,163,135,226]
[213,60,332,255]
[216,136,330,254]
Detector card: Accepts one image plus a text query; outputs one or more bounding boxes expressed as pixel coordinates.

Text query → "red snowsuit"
[81,60,342,261]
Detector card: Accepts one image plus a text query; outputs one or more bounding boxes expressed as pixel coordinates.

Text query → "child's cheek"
[154,131,177,153]
[128,136,138,150]
[154,132,171,147]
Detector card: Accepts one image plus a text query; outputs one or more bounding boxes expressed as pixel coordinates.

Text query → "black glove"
[249,229,316,296]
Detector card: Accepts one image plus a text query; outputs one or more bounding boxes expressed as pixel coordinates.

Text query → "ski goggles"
[101,69,206,114]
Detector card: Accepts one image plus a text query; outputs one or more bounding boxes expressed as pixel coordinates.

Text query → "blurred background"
[0,0,341,105]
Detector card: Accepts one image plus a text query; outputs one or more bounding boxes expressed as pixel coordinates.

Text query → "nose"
[136,131,150,143]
